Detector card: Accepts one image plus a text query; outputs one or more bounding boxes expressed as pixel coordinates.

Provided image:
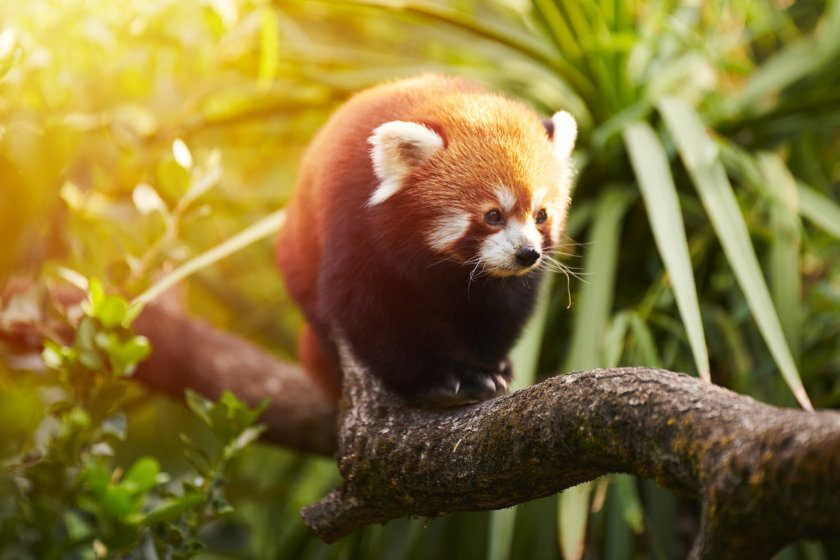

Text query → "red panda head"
[367,94,577,279]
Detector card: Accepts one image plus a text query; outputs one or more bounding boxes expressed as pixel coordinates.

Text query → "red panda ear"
[549,111,577,160]
[367,121,444,206]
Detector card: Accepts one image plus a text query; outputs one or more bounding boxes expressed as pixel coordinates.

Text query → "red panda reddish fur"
[277,74,577,406]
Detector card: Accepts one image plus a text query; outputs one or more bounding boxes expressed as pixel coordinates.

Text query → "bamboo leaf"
[623,121,710,381]
[659,97,812,410]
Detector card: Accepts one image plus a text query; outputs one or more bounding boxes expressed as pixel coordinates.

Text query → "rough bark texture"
[3,290,839,557]
[299,351,840,559]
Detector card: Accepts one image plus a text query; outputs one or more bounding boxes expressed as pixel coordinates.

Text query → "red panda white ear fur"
[368,121,443,206]
[550,111,577,161]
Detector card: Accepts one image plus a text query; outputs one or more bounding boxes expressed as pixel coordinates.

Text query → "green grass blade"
[493,275,557,560]
[531,0,584,60]
[510,273,555,390]
[628,312,664,369]
[797,183,840,239]
[345,0,597,99]
[488,507,517,560]
[558,482,593,560]
[758,153,802,358]
[133,210,286,306]
[728,1,840,118]
[658,97,813,410]
[622,121,710,381]
[557,187,634,560]
[563,188,637,372]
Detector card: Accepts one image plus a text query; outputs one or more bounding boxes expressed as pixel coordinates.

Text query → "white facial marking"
[427,213,471,251]
[368,121,443,206]
[480,218,543,276]
[494,186,516,212]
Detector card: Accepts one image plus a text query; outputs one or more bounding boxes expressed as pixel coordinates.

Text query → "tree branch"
[301,352,840,559]
[132,304,338,456]
[5,285,839,556]
[0,283,338,457]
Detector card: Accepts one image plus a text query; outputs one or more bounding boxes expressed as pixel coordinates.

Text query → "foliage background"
[1,0,839,558]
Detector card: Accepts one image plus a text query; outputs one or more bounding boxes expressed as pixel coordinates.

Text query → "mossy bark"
[301,362,840,558]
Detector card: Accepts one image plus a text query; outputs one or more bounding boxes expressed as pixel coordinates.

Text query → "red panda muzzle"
[276,74,577,407]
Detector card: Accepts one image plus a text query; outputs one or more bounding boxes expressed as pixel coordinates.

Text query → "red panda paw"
[418,360,513,409]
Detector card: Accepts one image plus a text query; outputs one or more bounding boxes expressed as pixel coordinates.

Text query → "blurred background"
[1,0,839,558]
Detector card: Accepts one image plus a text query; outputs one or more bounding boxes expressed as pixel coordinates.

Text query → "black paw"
[417,360,513,409]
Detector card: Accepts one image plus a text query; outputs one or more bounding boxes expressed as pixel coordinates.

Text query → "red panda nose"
[515,246,540,267]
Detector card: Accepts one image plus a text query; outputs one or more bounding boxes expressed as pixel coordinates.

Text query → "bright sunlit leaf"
[172,138,193,170]
[132,183,168,216]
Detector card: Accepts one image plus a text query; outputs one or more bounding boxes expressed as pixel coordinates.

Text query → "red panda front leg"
[420,358,513,409]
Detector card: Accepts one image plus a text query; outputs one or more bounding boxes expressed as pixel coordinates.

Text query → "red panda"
[276,74,577,407]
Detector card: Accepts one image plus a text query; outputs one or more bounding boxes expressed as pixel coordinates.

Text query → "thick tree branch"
[301,354,840,559]
[4,286,839,556]
[132,304,338,456]
[0,283,338,457]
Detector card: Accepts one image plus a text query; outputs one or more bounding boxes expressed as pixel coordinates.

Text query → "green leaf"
[108,334,152,376]
[758,154,802,357]
[563,188,636,372]
[487,507,517,560]
[348,0,596,101]
[41,343,64,370]
[123,301,145,326]
[623,121,709,381]
[612,475,643,532]
[76,316,98,352]
[210,497,234,516]
[87,278,106,314]
[121,457,160,496]
[509,273,555,390]
[658,97,812,410]
[102,414,128,441]
[558,482,592,560]
[142,491,205,526]
[602,311,630,368]
[97,295,129,329]
[64,509,94,541]
[628,313,663,369]
[157,156,191,201]
[797,183,840,239]
[228,424,266,454]
[257,6,280,89]
[78,347,106,373]
[185,390,213,426]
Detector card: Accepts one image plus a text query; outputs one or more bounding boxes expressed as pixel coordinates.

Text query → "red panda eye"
[536,208,548,224]
[485,209,504,226]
